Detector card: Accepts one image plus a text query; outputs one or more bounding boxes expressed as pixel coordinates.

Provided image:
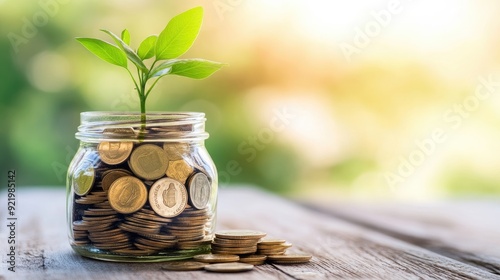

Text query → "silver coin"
[187,173,211,209]
[149,177,187,218]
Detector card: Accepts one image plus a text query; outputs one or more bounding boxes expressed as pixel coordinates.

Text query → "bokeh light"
[1,0,500,200]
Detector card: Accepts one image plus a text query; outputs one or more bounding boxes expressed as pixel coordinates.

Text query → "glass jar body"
[66,112,217,262]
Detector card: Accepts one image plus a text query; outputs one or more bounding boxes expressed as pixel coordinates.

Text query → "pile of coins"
[161,229,313,273]
[211,230,266,255]
[257,239,292,256]
[70,140,214,256]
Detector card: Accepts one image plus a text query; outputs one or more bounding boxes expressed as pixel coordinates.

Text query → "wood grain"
[0,187,498,279]
[304,200,500,275]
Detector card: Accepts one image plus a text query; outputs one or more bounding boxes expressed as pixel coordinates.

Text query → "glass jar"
[66,112,217,262]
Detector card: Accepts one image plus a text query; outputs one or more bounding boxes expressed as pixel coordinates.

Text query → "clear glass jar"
[66,112,217,262]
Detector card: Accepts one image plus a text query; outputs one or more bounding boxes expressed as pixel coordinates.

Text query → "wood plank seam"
[301,203,500,277]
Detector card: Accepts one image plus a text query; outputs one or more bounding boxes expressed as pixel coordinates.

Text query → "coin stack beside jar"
[161,230,312,273]
[70,139,215,257]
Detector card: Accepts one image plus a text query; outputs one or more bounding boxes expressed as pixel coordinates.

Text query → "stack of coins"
[211,230,266,255]
[257,238,292,255]
[208,231,312,266]
[161,259,254,273]
[193,253,240,263]
[163,230,314,274]
[191,254,256,273]
[238,254,267,265]
[70,139,215,256]
[266,254,313,264]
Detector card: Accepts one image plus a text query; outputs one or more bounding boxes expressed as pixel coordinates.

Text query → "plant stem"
[139,76,147,137]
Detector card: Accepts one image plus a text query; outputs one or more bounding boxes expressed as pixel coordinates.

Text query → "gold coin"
[84,208,117,216]
[112,248,156,256]
[204,262,253,273]
[98,142,133,165]
[212,240,259,248]
[161,261,206,271]
[102,169,131,192]
[258,242,292,250]
[103,127,135,136]
[163,142,190,161]
[149,178,187,218]
[266,254,312,264]
[129,144,169,180]
[212,247,257,255]
[187,172,211,209]
[119,223,160,235]
[177,238,213,250]
[258,238,286,245]
[108,176,147,214]
[257,249,287,255]
[215,230,266,240]
[239,255,267,263]
[166,159,193,183]
[193,254,240,263]
[73,160,95,196]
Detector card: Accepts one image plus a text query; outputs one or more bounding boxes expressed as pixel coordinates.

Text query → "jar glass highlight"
[66,112,218,262]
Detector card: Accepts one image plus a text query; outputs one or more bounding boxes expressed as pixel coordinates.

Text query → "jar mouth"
[76,111,208,143]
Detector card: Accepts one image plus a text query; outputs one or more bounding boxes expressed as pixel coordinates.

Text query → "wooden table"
[1,187,499,279]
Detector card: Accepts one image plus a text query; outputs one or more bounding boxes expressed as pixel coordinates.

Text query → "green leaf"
[137,35,157,60]
[76,38,127,68]
[155,6,203,60]
[121,29,130,45]
[101,29,148,72]
[150,59,225,79]
[149,60,174,78]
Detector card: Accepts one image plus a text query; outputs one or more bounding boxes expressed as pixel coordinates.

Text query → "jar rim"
[80,111,205,118]
[76,111,208,143]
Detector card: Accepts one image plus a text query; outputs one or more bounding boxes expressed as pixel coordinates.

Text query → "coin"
[257,249,287,255]
[161,261,206,271]
[103,127,135,136]
[187,172,211,209]
[166,159,193,183]
[112,248,156,256]
[193,254,240,263]
[177,238,213,249]
[211,247,257,255]
[108,176,147,214]
[258,238,287,245]
[266,254,312,264]
[215,230,266,240]
[163,142,190,161]
[149,178,187,218]
[239,254,267,264]
[102,169,131,192]
[212,239,259,248]
[84,208,117,216]
[129,144,169,180]
[204,262,253,273]
[98,142,133,165]
[73,160,95,196]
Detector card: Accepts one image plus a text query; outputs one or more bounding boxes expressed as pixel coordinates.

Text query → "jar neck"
[76,112,208,143]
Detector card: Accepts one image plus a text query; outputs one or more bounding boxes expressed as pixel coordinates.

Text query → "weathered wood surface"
[305,200,500,275]
[0,187,499,280]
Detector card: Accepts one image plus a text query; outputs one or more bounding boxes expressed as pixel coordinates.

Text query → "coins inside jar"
[108,176,148,214]
[187,172,211,209]
[98,142,133,165]
[71,140,214,256]
[163,142,190,161]
[73,159,95,196]
[166,159,194,184]
[129,144,169,180]
[149,178,188,218]
[101,169,131,192]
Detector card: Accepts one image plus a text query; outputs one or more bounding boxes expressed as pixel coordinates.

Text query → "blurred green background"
[1,0,500,200]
